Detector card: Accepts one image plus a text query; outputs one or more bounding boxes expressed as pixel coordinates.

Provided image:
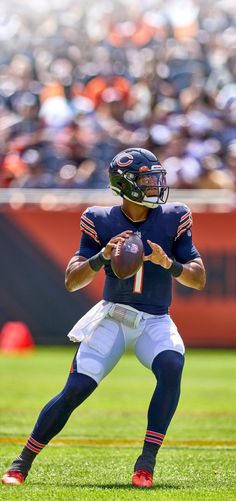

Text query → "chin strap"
[123,194,158,209]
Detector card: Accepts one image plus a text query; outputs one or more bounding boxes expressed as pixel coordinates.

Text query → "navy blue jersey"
[76,203,200,315]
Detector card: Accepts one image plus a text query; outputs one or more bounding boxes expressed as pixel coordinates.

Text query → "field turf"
[0,347,235,500]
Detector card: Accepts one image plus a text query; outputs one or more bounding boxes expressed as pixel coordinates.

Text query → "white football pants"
[74,311,185,384]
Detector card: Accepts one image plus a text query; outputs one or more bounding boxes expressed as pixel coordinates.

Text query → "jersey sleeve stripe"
[180,209,191,222]
[80,226,101,244]
[177,215,193,233]
[81,214,95,227]
[175,220,192,240]
[80,221,99,238]
[80,220,98,237]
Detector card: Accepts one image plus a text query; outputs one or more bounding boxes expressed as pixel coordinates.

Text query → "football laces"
[114,241,122,257]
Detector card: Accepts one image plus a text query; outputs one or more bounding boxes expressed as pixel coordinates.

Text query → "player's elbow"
[65,270,82,292]
[195,269,206,290]
[65,259,85,292]
[196,281,205,291]
[191,259,206,290]
[65,277,77,292]
[65,269,94,292]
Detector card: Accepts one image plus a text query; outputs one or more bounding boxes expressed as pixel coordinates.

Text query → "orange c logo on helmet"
[116,153,134,167]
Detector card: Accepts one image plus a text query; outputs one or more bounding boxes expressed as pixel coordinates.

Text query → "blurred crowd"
[0,0,236,190]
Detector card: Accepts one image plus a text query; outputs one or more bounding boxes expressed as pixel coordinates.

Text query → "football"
[111,233,144,279]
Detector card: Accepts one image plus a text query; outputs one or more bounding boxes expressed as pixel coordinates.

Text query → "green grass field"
[0,347,235,500]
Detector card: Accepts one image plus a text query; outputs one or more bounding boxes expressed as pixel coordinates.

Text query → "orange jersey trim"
[80,226,101,244]
[80,220,98,237]
[81,214,95,227]
[177,215,193,233]
[175,220,192,240]
[180,209,191,222]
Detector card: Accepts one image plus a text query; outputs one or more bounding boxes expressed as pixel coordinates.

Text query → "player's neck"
[121,200,150,222]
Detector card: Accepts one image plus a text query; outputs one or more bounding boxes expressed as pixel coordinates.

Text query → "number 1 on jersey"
[133,264,144,294]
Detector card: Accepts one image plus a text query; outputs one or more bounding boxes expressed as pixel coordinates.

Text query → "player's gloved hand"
[143,240,172,269]
[102,231,133,260]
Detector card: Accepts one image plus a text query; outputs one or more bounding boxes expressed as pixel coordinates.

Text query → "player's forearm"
[65,259,97,292]
[174,259,206,290]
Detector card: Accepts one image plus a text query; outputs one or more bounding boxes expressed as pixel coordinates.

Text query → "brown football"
[111,233,144,279]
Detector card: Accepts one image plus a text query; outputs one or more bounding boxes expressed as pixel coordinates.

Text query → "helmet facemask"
[111,167,169,208]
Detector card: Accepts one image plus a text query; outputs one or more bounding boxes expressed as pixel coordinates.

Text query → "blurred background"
[0,0,235,350]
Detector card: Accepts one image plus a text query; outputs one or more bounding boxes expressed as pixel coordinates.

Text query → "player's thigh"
[135,315,185,369]
[74,317,125,384]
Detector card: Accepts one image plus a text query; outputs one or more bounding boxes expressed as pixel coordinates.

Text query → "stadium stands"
[0,0,235,191]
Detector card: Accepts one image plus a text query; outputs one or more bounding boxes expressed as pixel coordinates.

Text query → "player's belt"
[108,304,143,329]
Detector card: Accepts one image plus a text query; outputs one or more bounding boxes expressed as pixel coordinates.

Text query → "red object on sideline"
[0,322,35,352]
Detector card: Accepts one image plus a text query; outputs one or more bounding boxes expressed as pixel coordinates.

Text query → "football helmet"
[109,148,169,208]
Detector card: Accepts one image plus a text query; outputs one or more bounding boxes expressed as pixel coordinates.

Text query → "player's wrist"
[101,248,111,261]
[88,249,110,272]
[168,260,183,277]
[165,257,173,270]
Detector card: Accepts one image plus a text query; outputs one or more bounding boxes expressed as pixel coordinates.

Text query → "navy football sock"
[10,372,97,474]
[134,350,184,473]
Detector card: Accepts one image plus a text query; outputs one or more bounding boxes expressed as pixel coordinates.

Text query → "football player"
[2,148,206,488]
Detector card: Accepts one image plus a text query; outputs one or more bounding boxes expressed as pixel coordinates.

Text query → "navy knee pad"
[63,372,97,409]
[152,350,184,385]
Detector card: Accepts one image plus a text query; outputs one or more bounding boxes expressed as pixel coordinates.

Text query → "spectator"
[0,0,236,190]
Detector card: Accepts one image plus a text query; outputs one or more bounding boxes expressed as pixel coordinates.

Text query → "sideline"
[0,437,235,449]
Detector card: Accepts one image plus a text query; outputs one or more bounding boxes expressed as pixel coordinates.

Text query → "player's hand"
[102,231,133,260]
[143,240,172,269]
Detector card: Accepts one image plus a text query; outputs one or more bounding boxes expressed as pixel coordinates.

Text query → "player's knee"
[152,350,184,384]
[62,372,97,409]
